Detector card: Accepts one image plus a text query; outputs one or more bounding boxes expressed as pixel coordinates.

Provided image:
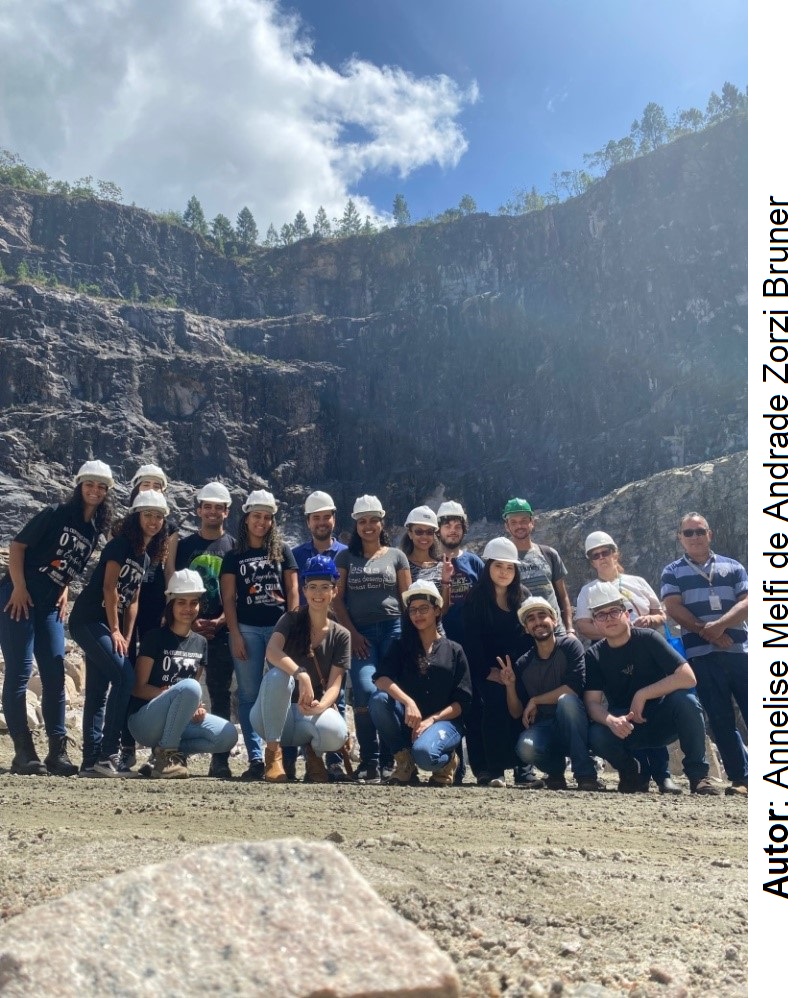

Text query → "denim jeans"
[230,623,273,763]
[690,652,748,781]
[0,578,67,740]
[588,690,709,784]
[350,618,400,769]
[70,619,135,763]
[369,691,462,772]
[515,693,596,779]
[249,668,348,754]
[128,678,238,755]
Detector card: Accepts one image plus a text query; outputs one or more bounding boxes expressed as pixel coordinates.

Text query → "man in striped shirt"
[660,512,748,796]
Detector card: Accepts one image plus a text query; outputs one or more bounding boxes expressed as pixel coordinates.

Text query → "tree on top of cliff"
[392,194,411,227]
[211,213,235,255]
[235,206,259,253]
[312,206,331,238]
[183,195,209,237]
[292,211,311,240]
[336,199,362,237]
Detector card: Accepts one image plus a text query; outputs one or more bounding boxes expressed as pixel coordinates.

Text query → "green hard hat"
[502,497,533,519]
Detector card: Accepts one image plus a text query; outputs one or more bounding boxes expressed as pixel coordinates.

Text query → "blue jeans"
[351,618,400,768]
[128,679,238,754]
[589,690,709,784]
[70,620,134,763]
[515,693,596,779]
[0,578,67,740]
[369,691,462,772]
[690,652,748,781]
[250,668,348,754]
[230,623,273,763]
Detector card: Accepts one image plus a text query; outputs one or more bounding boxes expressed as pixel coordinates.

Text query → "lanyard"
[682,553,716,586]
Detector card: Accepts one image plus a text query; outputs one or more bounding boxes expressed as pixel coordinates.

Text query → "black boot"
[11,730,48,775]
[44,734,79,777]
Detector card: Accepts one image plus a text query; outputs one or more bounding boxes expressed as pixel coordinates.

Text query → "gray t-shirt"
[518,544,567,634]
[335,547,410,626]
[273,612,351,701]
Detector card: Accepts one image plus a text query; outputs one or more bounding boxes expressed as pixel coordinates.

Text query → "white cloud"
[0,0,477,230]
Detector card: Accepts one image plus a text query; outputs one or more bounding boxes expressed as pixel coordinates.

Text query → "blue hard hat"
[301,554,340,583]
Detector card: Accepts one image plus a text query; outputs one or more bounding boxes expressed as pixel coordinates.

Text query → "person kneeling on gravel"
[369,581,472,787]
[582,581,721,796]
[497,597,604,791]
[127,570,238,778]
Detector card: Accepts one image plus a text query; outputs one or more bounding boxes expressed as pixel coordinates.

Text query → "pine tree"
[392,193,411,227]
[263,223,280,248]
[458,194,477,216]
[312,206,331,238]
[183,195,208,236]
[292,210,310,240]
[338,198,362,237]
[279,223,295,246]
[235,206,258,253]
[211,213,235,255]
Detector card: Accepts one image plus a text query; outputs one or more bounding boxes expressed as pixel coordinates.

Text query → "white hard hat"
[243,489,277,513]
[165,569,205,601]
[401,580,444,608]
[196,482,232,506]
[304,490,336,515]
[586,580,626,612]
[132,490,169,514]
[404,505,438,529]
[75,460,114,487]
[437,501,466,522]
[132,464,168,489]
[352,495,386,519]
[517,596,557,625]
[584,531,617,555]
[482,537,519,564]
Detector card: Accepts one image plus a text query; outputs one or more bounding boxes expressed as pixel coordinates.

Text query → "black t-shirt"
[70,535,149,627]
[129,627,207,714]
[376,636,472,728]
[584,628,686,715]
[174,532,235,619]
[220,544,298,627]
[462,590,532,682]
[514,635,586,720]
[7,502,101,607]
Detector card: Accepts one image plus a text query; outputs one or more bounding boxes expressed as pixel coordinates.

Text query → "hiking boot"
[240,759,266,781]
[153,748,189,779]
[11,730,48,776]
[475,772,491,787]
[118,747,137,773]
[576,775,606,792]
[691,776,723,796]
[545,774,568,790]
[327,762,349,782]
[514,764,544,788]
[208,753,232,779]
[44,734,79,777]
[488,774,506,788]
[93,756,123,778]
[355,764,381,784]
[304,745,330,783]
[617,757,642,793]
[263,743,288,783]
[429,752,459,787]
[725,779,748,796]
[657,776,682,795]
[386,748,417,785]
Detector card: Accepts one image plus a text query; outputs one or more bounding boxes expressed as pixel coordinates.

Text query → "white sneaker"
[488,776,506,788]
[93,757,123,778]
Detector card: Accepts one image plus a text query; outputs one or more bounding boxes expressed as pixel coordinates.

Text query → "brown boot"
[153,747,189,780]
[263,743,287,783]
[304,745,329,783]
[429,751,458,787]
[386,748,417,785]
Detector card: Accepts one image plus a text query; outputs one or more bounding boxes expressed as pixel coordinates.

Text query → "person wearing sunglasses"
[583,580,720,795]
[661,512,748,797]
[400,506,454,614]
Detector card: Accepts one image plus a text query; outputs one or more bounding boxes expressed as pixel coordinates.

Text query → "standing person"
[462,537,534,788]
[582,580,720,795]
[400,506,454,612]
[333,495,412,783]
[70,490,168,776]
[370,581,471,787]
[1,460,113,776]
[165,481,236,778]
[502,498,574,637]
[251,555,350,783]
[661,512,749,796]
[221,490,299,781]
[435,501,485,649]
[128,569,238,778]
[575,531,677,794]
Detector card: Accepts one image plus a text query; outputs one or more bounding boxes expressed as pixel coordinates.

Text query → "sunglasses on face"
[681,528,708,538]
[411,528,435,537]
[592,606,627,623]
[589,548,614,561]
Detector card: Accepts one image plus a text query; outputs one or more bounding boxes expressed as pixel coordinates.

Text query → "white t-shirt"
[575,573,661,622]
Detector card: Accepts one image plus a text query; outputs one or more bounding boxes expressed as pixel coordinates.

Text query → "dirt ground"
[0,736,746,998]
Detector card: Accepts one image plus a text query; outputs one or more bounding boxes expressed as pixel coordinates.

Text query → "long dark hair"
[66,484,113,536]
[463,560,525,627]
[117,510,168,562]
[164,598,200,629]
[281,605,337,662]
[398,601,443,674]
[400,532,441,560]
[348,523,390,555]
[237,511,284,562]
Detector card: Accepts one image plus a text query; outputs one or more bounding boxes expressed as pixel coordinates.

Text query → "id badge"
[708,593,722,612]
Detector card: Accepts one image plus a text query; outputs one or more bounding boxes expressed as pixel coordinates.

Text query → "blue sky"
[0,0,746,231]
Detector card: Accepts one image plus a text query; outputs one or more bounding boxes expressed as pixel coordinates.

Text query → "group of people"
[0,461,748,796]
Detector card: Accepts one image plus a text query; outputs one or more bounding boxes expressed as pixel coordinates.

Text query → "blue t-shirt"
[441,550,485,647]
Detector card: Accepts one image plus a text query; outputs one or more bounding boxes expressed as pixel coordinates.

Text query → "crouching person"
[499,596,603,791]
[369,581,472,787]
[127,570,238,778]
[582,581,721,795]
[250,556,350,784]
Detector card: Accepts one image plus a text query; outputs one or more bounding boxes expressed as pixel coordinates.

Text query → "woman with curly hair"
[70,489,168,777]
[0,460,114,776]
[221,490,298,780]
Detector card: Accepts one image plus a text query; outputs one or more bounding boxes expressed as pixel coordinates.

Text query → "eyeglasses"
[411,528,435,537]
[592,606,627,622]
[589,548,614,561]
[304,582,334,594]
[408,602,435,615]
[140,511,165,521]
[681,528,708,538]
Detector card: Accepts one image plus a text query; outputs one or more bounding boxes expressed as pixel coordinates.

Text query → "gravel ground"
[0,736,746,998]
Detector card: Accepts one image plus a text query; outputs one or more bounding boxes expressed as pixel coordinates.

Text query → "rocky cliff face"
[0,116,746,543]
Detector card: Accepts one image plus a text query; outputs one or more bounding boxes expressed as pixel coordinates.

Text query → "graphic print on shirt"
[189,551,225,616]
[346,563,396,593]
[40,526,93,588]
[103,556,146,613]
[159,649,204,685]
[238,553,285,608]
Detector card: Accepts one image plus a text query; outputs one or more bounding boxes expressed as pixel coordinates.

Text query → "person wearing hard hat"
[128,569,238,778]
[221,490,299,781]
[582,580,721,795]
[70,491,169,777]
[435,501,484,650]
[0,460,114,777]
[333,495,412,783]
[575,531,676,794]
[370,580,472,787]
[165,481,236,778]
[502,498,574,637]
[400,506,455,614]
